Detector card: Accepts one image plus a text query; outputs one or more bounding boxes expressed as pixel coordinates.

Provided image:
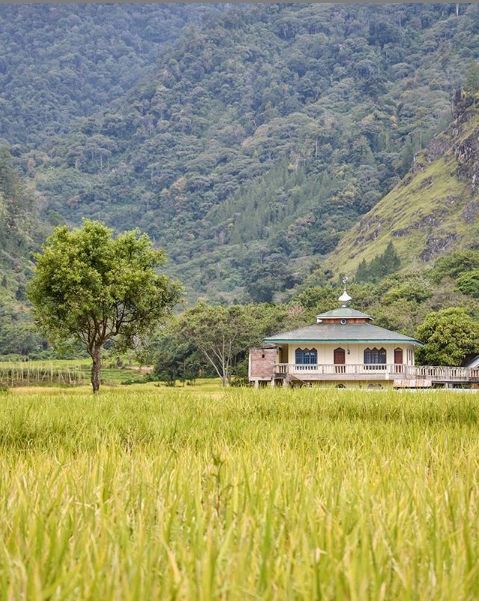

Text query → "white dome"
[338,291,352,303]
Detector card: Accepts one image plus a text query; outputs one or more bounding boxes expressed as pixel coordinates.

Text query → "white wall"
[286,343,416,365]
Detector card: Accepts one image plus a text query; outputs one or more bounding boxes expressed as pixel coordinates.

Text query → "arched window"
[364,347,386,365]
[334,348,346,364]
[295,348,317,365]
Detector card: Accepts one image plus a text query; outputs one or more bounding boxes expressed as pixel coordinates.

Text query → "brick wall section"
[249,347,278,380]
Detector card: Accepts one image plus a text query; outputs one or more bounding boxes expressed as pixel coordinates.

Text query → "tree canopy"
[464,60,479,96]
[416,308,479,366]
[456,270,479,299]
[0,5,209,148]
[1,5,479,364]
[175,303,259,386]
[355,242,401,283]
[173,301,309,385]
[17,2,479,302]
[28,220,181,391]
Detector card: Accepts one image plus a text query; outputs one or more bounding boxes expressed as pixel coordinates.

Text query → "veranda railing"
[274,363,479,381]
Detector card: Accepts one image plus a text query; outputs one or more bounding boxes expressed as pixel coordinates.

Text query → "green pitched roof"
[264,322,421,345]
[316,307,372,320]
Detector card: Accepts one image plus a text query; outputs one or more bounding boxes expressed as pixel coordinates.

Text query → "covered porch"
[273,363,479,387]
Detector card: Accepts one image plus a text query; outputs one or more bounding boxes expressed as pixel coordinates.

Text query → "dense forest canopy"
[0,4,216,148]
[0,147,46,356]
[0,3,478,359]
[14,2,478,302]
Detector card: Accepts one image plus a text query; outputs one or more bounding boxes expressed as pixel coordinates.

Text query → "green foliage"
[27,3,479,299]
[0,147,49,357]
[464,60,479,96]
[355,242,401,283]
[432,250,479,283]
[0,146,38,269]
[294,286,338,313]
[176,303,262,386]
[0,307,44,356]
[152,330,207,385]
[416,308,479,366]
[296,251,479,339]
[28,220,181,390]
[173,301,310,385]
[244,254,298,303]
[456,269,479,299]
[2,5,479,349]
[0,5,209,148]
[329,87,479,278]
[382,275,433,304]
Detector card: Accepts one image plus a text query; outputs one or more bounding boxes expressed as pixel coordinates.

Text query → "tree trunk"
[91,347,102,393]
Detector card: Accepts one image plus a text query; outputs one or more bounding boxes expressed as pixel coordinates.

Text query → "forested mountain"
[0,4,214,148]
[0,4,214,355]
[0,148,45,355]
[330,90,479,275]
[0,148,40,286]
[1,3,479,310]
[22,2,479,302]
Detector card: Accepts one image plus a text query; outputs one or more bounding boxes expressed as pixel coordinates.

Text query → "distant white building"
[249,289,479,389]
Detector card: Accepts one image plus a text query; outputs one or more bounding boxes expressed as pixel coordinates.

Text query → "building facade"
[249,291,479,389]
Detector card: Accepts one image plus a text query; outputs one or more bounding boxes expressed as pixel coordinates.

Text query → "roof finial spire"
[338,276,352,307]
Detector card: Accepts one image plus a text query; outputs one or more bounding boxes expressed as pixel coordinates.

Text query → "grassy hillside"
[330,98,479,276]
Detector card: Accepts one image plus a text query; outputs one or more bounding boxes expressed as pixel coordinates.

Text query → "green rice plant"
[0,386,478,599]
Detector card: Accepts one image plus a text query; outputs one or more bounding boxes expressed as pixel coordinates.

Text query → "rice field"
[0,384,478,600]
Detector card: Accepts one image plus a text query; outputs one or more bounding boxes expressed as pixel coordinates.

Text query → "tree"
[293,286,338,313]
[355,259,369,283]
[416,307,479,366]
[244,254,297,303]
[147,302,307,386]
[456,269,479,299]
[153,332,205,385]
[354,242,401,283]
[382,241,401,274]
[28,220,181,392]
[464,61,479,96]
[432,250,479,283]
[177,303,261,386]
